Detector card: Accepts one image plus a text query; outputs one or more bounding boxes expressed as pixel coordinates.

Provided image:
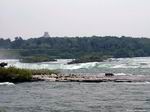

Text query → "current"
[0,57,150,112]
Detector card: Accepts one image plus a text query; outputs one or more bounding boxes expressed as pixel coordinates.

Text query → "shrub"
[29,69,59,75]
[0,66,59,83]
[20,55,56,63]
[0,67,32,82]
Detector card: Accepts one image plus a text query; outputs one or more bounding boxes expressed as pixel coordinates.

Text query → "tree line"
[0,36,150,58]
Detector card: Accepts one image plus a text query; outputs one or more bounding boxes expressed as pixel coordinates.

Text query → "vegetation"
[20,55,56,63]
[1,36,150,59]
[68,54,111,64]
[0,49,20,59]
[0,66,59,83]
[29,69,59,76]
[0,67,32,82]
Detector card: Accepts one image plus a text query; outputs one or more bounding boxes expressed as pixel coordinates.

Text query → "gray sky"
[0,0,150,39]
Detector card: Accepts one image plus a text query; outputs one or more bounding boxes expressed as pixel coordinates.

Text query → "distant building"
[42,32,50,37]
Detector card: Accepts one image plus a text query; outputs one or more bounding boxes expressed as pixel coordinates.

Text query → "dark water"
[1,81,150,112]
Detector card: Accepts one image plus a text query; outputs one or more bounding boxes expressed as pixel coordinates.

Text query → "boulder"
[0,62,8,67]
[50,74,58,78]
[105,73,114,77]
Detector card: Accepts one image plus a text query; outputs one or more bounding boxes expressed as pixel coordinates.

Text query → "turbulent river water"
[1,57,150,112]
[2,57,150,75]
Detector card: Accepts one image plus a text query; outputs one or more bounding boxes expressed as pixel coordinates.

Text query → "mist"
[0,0,150,39]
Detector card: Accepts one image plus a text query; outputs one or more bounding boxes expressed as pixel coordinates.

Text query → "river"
[0,57,150,112]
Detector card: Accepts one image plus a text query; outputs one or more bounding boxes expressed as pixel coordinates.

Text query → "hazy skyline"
[0,0,150,39]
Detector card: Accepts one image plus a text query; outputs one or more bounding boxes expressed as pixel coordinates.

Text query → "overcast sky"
[0,0,150,39]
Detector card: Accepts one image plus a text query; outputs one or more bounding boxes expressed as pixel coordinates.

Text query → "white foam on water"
[2,57,150,70]
[97,63,113,68]
[0,82,15,86]
[114,73,129,76]
[123,82,150,85]
[112,64,125,68]
[63,62,98,70]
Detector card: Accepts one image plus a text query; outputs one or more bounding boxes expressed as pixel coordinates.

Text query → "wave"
[2,57,150,70]
[0,82,15,86]
[114,73,129,76]
[122,82,150,85]
[64,62,98,70]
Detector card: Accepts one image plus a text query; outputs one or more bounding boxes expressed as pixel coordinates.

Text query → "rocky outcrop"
[32,73,150,83]
[105,73,114,77]
[0,62,8,67]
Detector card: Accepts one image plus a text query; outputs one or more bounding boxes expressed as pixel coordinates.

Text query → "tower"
[42,32,50,37]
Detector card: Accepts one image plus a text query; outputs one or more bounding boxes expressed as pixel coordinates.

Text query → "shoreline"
[32,74,150,83]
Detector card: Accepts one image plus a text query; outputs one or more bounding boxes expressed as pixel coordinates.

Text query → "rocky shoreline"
[1,63,150,83]
[32,73,150,83]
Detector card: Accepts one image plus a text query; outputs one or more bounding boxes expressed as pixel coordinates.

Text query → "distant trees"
[0,38,11,48]
[11,37,24,49]
[0,36,150,58]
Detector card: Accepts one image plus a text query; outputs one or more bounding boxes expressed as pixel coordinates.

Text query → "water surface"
[0,81,150,112]
[1,57,150,112]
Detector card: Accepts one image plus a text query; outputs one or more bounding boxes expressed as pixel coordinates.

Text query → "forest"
[0,36,150,59]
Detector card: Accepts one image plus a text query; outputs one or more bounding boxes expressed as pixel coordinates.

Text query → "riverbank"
[1,67,150,83]
[0,67,58,83]
[32,73,150,83]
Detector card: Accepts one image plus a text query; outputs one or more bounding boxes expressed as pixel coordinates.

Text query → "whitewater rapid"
[1,57,150,69]
[1,57,150,75]
[0,82,15,86]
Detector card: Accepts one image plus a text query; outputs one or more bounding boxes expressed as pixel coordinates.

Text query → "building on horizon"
[42,32,50,38]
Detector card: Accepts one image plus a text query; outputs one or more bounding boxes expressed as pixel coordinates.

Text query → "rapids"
[1,57,150,75]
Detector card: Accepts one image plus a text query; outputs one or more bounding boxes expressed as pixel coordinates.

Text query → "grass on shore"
[0,67,32,82]
[29,69,59,76]
[0,67,58,83]
[20,55,56,63]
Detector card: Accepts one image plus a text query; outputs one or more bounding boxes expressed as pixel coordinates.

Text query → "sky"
[0,0,150,39]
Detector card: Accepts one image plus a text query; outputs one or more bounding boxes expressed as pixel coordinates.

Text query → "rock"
[51,74,57,78]
[45,78,56,81]
[0,62,8,67]
[105,73,114,77]
[32,74,150,83]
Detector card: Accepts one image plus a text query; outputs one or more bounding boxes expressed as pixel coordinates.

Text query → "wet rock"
[51,74,57,78]
[32,74,150,83]
[0,62,8,67]
[105,73,114,77]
